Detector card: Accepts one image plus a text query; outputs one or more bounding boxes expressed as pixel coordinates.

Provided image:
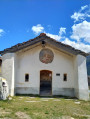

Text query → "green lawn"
[0,96,90,119]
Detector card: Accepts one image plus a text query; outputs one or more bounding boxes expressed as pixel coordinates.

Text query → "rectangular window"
[63,74,67,81]
[25,74,29,82]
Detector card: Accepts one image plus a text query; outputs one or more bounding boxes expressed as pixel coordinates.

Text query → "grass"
[0,96,90,119]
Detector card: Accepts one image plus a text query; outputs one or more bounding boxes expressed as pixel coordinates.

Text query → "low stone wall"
[53,88,75,97]
[15,87,39,95]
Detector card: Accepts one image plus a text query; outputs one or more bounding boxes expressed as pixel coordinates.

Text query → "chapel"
[0,33,89,100]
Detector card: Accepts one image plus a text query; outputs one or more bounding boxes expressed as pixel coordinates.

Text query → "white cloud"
[46,27,66,41]
[0,29,4,33]
[71,5,90,22]
[32,24,44,35]
[31,24,66,41]
[71,20,90,43]
[31,24,90,53]
[71,12,85,22]
[46,32,90,53]
[70,5,90,52]
[46,24,90,52]
[46,33,61,41]
[81,5,88,11]
[59,27,66,36]
[0,29,4,36]
[62,38,90,53]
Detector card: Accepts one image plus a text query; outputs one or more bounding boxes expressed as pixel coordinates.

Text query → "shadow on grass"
[16,93,77,99]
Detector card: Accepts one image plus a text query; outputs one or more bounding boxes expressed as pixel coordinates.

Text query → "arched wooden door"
[40,70,52,96]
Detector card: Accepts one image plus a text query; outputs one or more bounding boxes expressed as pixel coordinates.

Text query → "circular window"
[39,48,54,64]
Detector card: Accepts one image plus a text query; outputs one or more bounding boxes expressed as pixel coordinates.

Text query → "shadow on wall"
[78,55,86,67]
[88,76,90,90]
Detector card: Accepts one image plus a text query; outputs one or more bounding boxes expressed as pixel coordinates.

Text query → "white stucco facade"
[74,55,89,100]
[1,43,89,100]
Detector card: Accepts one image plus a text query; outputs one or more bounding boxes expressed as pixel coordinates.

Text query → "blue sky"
[0,0,90,52]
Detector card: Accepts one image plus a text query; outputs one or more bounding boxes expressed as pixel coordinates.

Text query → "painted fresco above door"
[39,48,54,64]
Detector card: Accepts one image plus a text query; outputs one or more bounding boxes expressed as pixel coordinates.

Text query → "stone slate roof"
[0,33,88,57]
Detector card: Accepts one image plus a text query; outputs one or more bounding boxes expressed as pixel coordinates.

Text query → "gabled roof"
[0,33,88,57]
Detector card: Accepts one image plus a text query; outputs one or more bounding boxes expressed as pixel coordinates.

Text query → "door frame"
[39,70,52,96]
